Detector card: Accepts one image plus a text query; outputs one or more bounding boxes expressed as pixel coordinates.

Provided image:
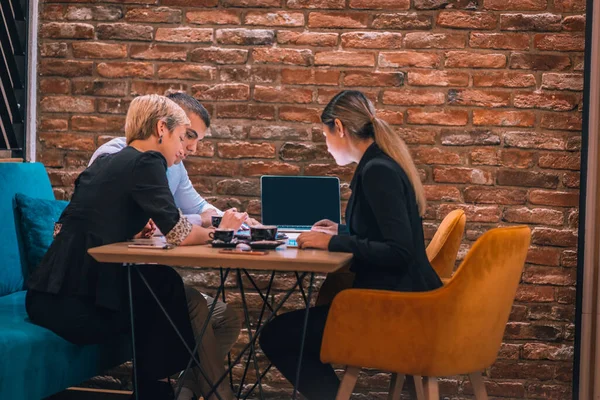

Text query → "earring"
[158,136,163,144]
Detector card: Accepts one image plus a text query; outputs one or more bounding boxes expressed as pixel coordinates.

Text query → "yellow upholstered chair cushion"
[320,226,531,377]
[426,209,466,279]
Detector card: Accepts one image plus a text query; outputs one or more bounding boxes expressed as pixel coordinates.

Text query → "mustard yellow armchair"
[321,226,531,400]
[315,209,466,307]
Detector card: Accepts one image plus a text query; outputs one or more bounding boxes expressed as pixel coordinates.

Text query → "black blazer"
[328,142,442,292]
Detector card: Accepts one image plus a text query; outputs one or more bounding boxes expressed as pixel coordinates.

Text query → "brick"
[41,22,94,39]
[562,250,578,267]
[207,125,248,139]
[39,118,69,131]
[377,109,404,125]
[192,84,250,101]
[315,51,374,67]
[277,31,338,46]
[412,147,462,165]
[515,285,555,302]
[470,33,529,50]
[554,0,586,11]
[41,43,68,58]
[130,81,184,96]
[532,227,578,247]
[42,5,66,21]
[561,15,585,32]
[473,71,536,87]
[473,110,535,127]
[40,60,94,78]
[187,10,240,25]
[253,48,312,66]
[504,131,569,150]
[40,96,95,113]
[281,69,339,85]
[528,383,572,400]
[529,190,579,207]
[66,5,123,21]
[464,186,527,204]
[350,0,410,9]
[317,88,378,105]
[510,53,571,70]
[39,132,95,151]
[437,11,497,29]
[383,89,444,106]
[563,172,580,188]
[444,51,506,68]
[216,179,260,196]
[423,185,461,201]
[220,66,278,83]
[448,89,511,107]
[37,149,65,168]
[542,73,584,91]
[190,47,248,64]
[244,11,304,26]
[500,13,561,31]
[341,32,402,49]
[216,29,274,45]
[97,99,131,114]
[470,148,499,165]
[540,112,582,131]
[567,136,582,151]
[40,78,69,94]
[125,7,181,23]
[287,0,345,8]
[308,12,368,28]
[527,246,562,265]
[407,109,468,126]
[408,71,469,87]
[280,143,331,161]
[241,162,300,177]
[405,32,466,49]
[438,204,501,222]
[497,170,559,188]
[434,167,493,185]
[254,86,313,104]
[574,55,585,71]
[221,0,279,6]
[72,80,128,97]
[71,115,124,132]
[155,28,212,43]
[97,23,153,41]
[490,360,556,380]
[414,0,478,9]
[524,267,576,287]
[556,288,576,305]
[397,127,437,144]
[218,142,276,159]
[379,51,440,68]
[371,13,432,29]
[463,379,526,398]
[72,42,127,59]
[484,0,547,10]
[279,106,321,123]
[130,44,187,61]
[161,0,217,5]
[534,33,585,51]
[304,164,356,181]
[96,62,154,78]
[344,71,403,87]
[514,92,579,111]
[441,129,501,145]
[502,150,536,168]
[538,152,580,170]
[157,65,215,80]
[249,125,311,140]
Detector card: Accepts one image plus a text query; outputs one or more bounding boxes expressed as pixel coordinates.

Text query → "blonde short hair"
[125,94,190,145]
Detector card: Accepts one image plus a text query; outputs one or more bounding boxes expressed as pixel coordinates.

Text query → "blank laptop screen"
[261,176,341,227]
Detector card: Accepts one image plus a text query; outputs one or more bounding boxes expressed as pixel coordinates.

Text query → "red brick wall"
[38,0,583,397]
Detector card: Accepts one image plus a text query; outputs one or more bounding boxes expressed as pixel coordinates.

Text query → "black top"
[329,142,442,292]
[28,147,181,311]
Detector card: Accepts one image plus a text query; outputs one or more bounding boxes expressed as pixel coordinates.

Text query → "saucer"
[210,239,238,248]
[249,240,286,250]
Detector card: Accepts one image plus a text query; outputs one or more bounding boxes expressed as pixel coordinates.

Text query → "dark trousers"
[258,305,339,400]
[26,265,195,397]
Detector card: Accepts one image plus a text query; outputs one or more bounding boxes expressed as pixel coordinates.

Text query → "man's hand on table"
[297,231,332,250]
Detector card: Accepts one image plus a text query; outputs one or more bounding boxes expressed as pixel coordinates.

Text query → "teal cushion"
[15,193,68,277]
[0,291,131,399]
[0,163,54,297]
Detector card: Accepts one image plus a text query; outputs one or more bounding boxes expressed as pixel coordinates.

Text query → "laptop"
[260,176,341,246]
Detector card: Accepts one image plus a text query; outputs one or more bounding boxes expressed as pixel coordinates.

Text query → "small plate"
[249,240,286,250]
[210,240,238,249]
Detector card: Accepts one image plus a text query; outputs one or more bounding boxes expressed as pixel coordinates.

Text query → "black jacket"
[328,142,442,292]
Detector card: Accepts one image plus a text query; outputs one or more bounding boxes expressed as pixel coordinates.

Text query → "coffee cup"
[211,215,223,228]
[250,226,278,242]
[209,229,234,243]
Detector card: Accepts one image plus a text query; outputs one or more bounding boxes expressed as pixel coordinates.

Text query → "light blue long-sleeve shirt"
[89,137,221,216]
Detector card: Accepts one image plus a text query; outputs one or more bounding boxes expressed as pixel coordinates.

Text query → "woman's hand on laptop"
[297,231,332,250]
[311,219,338,235]
[219,209,248,231]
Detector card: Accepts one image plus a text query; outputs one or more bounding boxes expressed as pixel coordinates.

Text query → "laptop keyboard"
[278,225,312,230]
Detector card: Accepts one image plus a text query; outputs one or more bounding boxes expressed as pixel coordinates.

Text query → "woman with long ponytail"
[259,90,442,399]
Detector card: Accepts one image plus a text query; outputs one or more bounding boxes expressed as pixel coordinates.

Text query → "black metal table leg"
[126,264,139,400]
[292,272,315,400]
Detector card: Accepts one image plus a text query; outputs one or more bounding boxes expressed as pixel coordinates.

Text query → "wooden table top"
[88,243,353,274]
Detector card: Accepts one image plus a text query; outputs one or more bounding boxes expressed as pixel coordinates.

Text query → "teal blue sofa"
[0,162,130,399]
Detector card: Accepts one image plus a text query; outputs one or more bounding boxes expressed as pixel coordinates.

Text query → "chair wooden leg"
[413,375,426,400]
[469,372,489,400]
[336,366,360,400]
[387,373,405,400]
[424,377,439,400]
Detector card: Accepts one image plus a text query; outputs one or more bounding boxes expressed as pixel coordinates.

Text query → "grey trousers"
[183,286,241,400]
